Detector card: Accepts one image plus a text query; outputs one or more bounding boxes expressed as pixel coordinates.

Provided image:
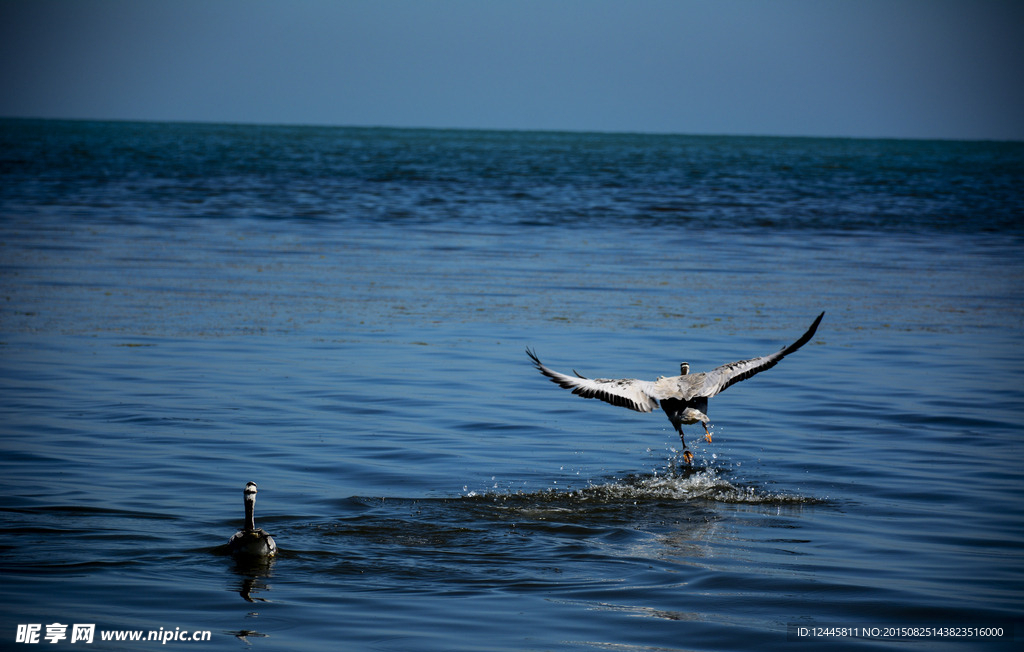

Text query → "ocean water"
[1,120,1023,650]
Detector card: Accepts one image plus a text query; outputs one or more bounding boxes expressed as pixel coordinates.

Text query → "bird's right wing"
[698,311,824,398]
[526,348,659,413]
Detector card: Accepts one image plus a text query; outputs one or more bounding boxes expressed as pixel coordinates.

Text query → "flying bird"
[527,312,823,464]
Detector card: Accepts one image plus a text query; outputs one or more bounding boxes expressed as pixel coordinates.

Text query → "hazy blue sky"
[2,0,1022,140]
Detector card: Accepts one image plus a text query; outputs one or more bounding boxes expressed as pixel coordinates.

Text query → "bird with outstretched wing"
[527,312,824,464]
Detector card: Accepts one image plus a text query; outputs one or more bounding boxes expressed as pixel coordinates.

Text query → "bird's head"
[679,362,690,375]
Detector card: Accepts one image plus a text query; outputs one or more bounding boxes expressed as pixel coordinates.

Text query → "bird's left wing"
[526,348,659,413]
[698,311,824,398]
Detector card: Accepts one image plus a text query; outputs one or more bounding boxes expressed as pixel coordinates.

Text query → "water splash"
[464,467,823,507]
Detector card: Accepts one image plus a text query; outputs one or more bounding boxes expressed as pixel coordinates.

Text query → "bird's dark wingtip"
[525,347,541,366]
[809,311,825,334]
[773,311,825,355]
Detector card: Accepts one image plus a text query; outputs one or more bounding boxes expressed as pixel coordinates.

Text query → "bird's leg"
[676,427,693,465]
[702,421,712,443]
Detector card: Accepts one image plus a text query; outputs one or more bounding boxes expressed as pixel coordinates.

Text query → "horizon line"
[1,114,1020,145]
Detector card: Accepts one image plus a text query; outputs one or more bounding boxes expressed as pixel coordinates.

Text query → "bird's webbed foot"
[702,422,712,443]
[682,450,694,465]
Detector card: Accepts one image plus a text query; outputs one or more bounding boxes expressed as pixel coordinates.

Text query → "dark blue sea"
[1,119,1023,650]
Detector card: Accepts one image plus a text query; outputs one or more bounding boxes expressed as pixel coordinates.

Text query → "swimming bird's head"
[680,362,690,375]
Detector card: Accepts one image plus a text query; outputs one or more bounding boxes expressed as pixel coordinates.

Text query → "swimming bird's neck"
[244,493,256,531]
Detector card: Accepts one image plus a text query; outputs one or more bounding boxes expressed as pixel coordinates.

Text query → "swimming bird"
[527,312,824,464]
[227,481,277,558]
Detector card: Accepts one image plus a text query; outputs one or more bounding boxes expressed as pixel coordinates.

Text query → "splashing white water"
[467,467,821,506]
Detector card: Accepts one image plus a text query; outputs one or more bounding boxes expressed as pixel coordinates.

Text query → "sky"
[1,0,1022,140]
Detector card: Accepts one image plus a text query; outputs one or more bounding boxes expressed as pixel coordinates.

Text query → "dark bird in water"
[227,481,277,558]
[527,312,824,465]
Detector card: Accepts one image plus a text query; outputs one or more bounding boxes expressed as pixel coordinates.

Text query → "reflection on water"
[227,562,275,604]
